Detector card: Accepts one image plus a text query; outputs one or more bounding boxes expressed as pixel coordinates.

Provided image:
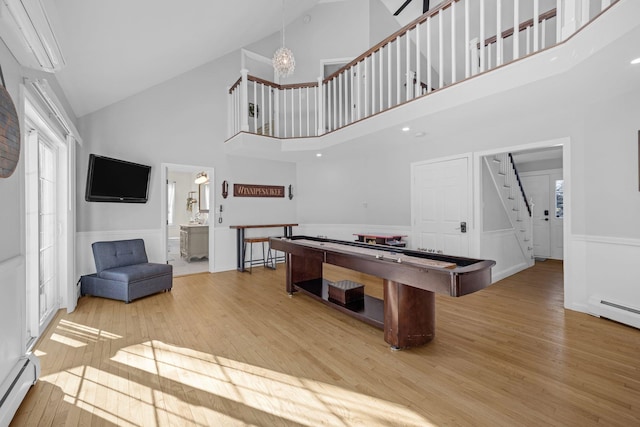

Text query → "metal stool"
[243,237,274,273]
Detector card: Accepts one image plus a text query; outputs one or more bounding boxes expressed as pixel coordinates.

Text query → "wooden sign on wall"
[234,183,285,198]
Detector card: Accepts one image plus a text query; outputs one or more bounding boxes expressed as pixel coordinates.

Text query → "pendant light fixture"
[194,172,209,184]
[272,0,295,78]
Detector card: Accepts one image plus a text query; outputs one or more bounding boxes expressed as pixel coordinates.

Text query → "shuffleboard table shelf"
[294,279,384,329]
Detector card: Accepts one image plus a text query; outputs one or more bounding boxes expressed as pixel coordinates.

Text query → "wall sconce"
[288,184,293,200]
[222,180,229,199]
[194,171,208,184]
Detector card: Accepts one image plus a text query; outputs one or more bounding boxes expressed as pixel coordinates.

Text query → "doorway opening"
[476,139,568,300]
[162,163,214,276]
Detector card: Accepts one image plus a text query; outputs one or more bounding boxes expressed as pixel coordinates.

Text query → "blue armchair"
[81,239,172,303]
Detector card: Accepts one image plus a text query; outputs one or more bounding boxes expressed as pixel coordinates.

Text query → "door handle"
[455,221,467,233]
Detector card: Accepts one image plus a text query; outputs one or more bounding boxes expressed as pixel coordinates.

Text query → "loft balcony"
[225,0,621,161]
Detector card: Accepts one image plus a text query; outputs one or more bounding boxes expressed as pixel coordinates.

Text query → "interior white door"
[521,175,551,258]
[413,157,470,256]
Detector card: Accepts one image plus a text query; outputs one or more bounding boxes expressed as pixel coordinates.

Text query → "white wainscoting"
[480,229,532,282]
[213,226,238,272]
[568,234,640,329]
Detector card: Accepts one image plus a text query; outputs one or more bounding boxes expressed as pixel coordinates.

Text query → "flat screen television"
[85,154,151,203]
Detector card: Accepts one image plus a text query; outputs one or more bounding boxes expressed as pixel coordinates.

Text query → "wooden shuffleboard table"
[269,235,496,349]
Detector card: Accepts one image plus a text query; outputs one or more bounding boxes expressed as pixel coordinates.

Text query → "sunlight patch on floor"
[56,319,122,344]
[108,340,433,426]
[39,339,434,426]
[50,333,87,348]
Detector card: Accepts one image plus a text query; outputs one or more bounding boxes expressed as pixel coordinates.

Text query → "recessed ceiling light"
[402,126,410,132]
[631,57,640,65]
[316,153,322,157]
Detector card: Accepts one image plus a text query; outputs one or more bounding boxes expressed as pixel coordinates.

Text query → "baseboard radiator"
[588,294,640,330]
[0,353,40,427]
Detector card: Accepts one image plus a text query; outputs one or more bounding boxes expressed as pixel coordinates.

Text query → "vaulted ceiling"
[46,0,323,117]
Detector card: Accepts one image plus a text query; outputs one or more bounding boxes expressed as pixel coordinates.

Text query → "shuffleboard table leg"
[383,279,435,349]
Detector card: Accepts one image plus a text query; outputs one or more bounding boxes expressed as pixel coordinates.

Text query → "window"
[167,181,176,225]
[555,180,564,218]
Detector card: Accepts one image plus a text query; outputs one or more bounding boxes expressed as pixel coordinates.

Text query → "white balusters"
[496,0,502,67]
[379,45,384,112]
[252,79,257,132]
[387,41,392,108]
[480,0,486,72]
[426,15,432,93]
[371,52,376,114]
[228,0,617,141]
[513,0,520,60]
[464,1,470,79]
[451,0,457,84]
[556,0,563,42]
[282,88,287,138]
[415,24,421,98]
[366,55,371,116]
[260,83,265,135]
[406,28,412,101]
[355,61,361,120]
[395,37,401,105]
[438,11,444,89]
[317,77,323,136]
[292,87,297,137]
[533,0,540,51]
[268,85,273,136]
[306,86,310,137]
[240,69,249,132]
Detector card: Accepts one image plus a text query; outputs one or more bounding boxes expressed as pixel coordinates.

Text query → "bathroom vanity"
[180,224,209,262]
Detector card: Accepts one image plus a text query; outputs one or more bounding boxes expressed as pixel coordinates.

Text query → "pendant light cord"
[281,0,286,48]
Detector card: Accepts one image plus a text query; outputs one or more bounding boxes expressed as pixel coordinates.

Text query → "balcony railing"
[228,0,617,141]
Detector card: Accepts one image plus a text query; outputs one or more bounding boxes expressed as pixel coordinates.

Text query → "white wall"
[75,0,381,273]
[76,49,298,272]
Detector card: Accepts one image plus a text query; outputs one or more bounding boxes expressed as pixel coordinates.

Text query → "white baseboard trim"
[491,261,530,283]
[0,354,39,427]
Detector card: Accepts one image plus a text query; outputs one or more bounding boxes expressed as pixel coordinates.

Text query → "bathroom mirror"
[198,183,210,213]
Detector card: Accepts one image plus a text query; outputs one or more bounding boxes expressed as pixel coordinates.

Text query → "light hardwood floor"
[11,260,640,426]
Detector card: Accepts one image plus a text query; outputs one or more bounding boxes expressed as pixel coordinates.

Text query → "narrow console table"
[230,223,297,272]
[270,235,495,349]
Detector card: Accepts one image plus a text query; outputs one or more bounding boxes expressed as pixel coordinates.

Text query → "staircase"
[484,153,534,263]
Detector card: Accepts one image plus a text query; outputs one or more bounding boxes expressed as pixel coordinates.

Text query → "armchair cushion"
[92,238,148,272]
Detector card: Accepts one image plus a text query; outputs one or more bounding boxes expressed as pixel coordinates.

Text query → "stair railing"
[228,0,618,140]
[508,153,531,217]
